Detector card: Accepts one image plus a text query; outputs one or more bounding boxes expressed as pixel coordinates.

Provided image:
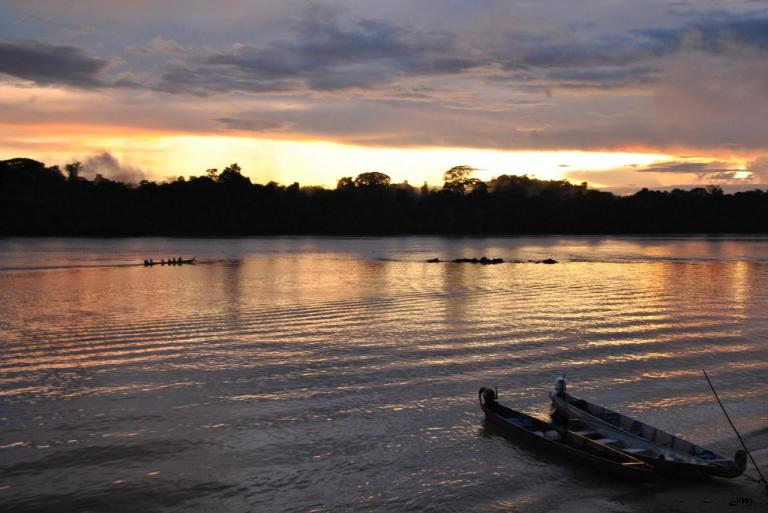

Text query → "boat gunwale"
[479,389,654,480]
[553,392,744,478]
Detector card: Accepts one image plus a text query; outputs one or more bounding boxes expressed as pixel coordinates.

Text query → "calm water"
[1,237,767,512]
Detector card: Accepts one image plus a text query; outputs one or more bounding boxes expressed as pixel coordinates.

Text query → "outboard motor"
[479,387,497,406]
[554,375,567,396]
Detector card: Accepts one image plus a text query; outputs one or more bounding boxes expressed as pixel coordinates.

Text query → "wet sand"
[614,447,768,513]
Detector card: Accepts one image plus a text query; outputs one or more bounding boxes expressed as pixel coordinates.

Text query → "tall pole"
[702,369,767,490]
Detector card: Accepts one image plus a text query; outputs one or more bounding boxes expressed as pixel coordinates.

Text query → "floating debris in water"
[426,257,504,265]
[426,257,558,264]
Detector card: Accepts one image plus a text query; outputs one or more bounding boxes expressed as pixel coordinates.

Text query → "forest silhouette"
[2,157,767,236]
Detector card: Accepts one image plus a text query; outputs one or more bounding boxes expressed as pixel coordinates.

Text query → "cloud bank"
[2,1,768,189]
[0,40,110,87]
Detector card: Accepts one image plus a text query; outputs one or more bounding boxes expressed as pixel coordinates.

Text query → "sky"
[1,0,768,191]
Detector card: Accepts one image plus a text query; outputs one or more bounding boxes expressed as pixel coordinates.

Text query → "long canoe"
[479,388,654,481]
[144,258,196,266]
[550,392,746,479]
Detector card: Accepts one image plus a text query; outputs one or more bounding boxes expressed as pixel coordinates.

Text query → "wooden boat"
[550,392,746,478]
[479,388,654,480]
[143,258,196,267]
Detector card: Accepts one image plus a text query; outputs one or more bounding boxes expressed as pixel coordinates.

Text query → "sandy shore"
[612,447,768,513]
[535,446,768,513]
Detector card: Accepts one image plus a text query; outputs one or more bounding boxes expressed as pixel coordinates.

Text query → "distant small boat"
[550,391,746,478]
[143,258,196,267]
[479,388,654,480]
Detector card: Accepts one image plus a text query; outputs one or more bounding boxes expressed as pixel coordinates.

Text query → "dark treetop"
[2,158,767,236]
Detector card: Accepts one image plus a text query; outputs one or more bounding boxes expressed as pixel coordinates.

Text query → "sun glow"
[0,128,676,187]
[733,170,751,180]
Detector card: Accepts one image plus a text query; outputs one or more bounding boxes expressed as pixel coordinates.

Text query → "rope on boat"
[703,369,768,491]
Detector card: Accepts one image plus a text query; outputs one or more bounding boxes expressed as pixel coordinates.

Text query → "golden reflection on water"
[2,250,767,380]
[728,260,750,319]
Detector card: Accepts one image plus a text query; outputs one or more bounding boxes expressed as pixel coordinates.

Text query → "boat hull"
[480,388,654,481]
[551,393,745,479]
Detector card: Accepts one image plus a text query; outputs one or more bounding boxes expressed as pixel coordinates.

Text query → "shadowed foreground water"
[1,237,767,512]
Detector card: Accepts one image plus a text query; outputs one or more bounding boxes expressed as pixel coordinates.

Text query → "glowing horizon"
[0,128,681,186]
[2,125,760,192]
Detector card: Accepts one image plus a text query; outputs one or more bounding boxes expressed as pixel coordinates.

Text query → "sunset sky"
[2,0,768,191]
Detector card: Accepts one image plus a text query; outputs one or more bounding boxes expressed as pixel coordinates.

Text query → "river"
[1,237,767,512]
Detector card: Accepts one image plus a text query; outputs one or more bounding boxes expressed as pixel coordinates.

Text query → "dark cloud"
[158,6,482,93]
[505,11,768,77]
[640,11,768,55]
[82,152,146,183]
[706,171,740,180]
[544,65,659,89]
[127,36,186,56]
[8,4,768,98]
[0,40,109,87]
[93,6,768,97]
[636,160,752,182]
[506,33,672,69]
[489,10,768,91]
[489,27,678,92]
[625,158,768,185]
[158,64,304,94]
[637,160,734,174]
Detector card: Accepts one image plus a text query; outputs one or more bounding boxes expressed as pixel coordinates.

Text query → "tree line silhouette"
[2,157,767,236]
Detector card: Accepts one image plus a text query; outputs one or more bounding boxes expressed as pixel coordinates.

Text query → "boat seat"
[572,430,599,437]
[533,430,562,440]
[509,418,535,427]
[595,438,623,447]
